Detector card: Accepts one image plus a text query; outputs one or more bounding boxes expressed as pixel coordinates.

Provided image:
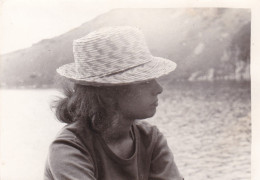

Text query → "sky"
[0,0,257,55]
[0,0,112,54]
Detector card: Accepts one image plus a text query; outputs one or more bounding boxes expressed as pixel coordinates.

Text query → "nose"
[153,80,163,95]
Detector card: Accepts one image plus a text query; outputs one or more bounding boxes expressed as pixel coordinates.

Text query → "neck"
[101,115,134,144]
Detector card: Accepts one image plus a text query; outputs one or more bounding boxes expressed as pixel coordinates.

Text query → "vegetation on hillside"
[0,8,250,88]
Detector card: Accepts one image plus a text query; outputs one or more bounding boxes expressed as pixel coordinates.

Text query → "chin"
[148,112,156,118]
[139,110,157,119]
[129,108,157,120]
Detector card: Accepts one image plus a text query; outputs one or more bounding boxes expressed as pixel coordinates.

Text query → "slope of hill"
[0,8,250,88]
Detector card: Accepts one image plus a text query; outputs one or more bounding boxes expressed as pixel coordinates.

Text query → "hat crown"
[73,26,152,77]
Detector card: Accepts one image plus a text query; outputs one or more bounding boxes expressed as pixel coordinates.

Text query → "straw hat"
[57,26,177,86]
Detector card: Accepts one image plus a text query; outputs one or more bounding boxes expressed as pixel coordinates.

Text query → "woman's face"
[117,79,163,120]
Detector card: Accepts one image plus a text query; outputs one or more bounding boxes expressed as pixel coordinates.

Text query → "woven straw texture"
[57,26,176,86]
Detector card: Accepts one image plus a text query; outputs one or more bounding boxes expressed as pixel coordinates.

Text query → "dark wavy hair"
[52,82,128,132]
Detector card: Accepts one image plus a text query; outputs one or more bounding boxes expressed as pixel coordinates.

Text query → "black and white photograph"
[0,1,258,180]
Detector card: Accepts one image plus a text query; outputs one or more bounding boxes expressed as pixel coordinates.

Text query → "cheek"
[130,97,156,117]
[117,87,157,119]
[118,98,148,118]
[127,95,148,108]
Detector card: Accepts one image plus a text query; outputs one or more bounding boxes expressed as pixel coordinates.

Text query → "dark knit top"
[44,120,183,180]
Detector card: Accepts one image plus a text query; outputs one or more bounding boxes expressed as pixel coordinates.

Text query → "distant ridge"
[0,8,250,88]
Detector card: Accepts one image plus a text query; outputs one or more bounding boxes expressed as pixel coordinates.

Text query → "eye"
[135,79,155,87]
[138,80,151,86]
[144,79,155,84]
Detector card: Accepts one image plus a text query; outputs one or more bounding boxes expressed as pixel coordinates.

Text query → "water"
[0,82,251,180]
[0,90,65,180]
[149,81,251,180]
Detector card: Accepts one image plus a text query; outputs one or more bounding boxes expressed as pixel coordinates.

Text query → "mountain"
[0,8,251,88]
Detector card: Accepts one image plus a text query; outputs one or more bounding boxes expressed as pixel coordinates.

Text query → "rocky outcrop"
[0,8,251,88]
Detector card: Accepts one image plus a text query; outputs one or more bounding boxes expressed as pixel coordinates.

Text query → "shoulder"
[51,122,80,145]
[134,121,161,147]
[134,120,159,135]
[134,121,170,149]
[45,121,96,179]
[49,120,95,155]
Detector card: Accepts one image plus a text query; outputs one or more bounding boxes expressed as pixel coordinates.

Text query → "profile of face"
[117,79,163,120]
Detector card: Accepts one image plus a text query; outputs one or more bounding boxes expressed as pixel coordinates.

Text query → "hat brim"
[57,56,177,86]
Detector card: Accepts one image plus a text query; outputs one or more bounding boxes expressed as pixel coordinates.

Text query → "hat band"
[83,61,151,78]
[99,60,151,78]
[75,56,152,78]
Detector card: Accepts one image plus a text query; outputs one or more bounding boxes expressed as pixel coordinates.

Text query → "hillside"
[0,8,251,88]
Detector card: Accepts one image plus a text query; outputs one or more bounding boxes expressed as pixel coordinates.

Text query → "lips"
[151,100,158,106]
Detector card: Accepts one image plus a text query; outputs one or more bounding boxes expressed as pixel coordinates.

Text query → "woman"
[44,26,183,180]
